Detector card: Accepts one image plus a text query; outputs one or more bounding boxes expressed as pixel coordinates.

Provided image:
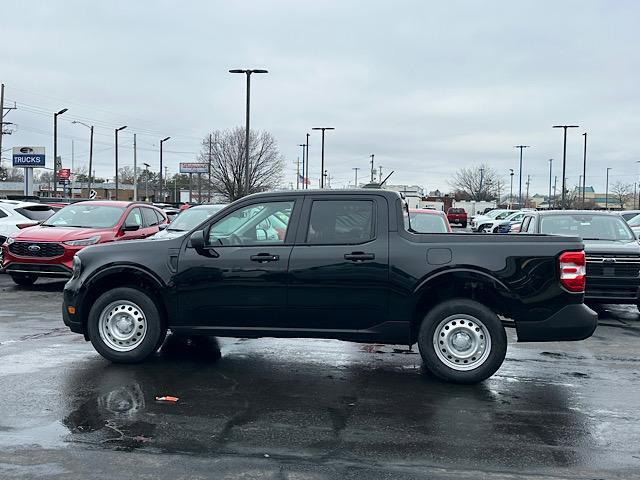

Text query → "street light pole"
[353,167,360,188]
[159,136,170,202]
[72,121,93,192]
[548,159,553,210]
[143,163,150,201]
[582,132,588,205]
[509,169,514,209]
[53,108,68,194]
[305,133,310,190]
[514,145,529,207]
[229,68,268,196]
[312,127,335,189]
[605,167,612,210]
[298,143,306,188]
[553,125,580,209]
[114,125,127,200]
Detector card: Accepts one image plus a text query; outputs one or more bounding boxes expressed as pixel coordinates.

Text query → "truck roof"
[246,189,403,200]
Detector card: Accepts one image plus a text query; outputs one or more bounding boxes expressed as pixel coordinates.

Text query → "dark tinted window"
[307,200,374,244]
[0,208,7,219]
[448,208,465,214]
[15,206,55,221]
[142,207,160,227]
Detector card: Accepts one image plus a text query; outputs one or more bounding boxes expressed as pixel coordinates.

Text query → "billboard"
[179,162,208,174]
[58,168,71,180]
[13,146,46,167]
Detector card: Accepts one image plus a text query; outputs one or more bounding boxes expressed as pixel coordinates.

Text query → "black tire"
[418,299,507,384]
[87,287,166,363]
[11,274,38,286]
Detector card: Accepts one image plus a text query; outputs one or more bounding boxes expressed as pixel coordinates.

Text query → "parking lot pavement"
[1,276,640,480]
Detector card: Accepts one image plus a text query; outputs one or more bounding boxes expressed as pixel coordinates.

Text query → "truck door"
[174,197,300,328]
[287,195,389,331]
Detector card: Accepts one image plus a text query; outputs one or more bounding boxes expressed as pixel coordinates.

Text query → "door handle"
[344,252,375,262]
[250,253,280,263]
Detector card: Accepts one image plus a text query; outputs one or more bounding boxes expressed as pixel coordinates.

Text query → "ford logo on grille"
[27,245,41,253]
[602,258,616,263]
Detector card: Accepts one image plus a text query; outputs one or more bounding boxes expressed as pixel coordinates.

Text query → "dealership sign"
[12,146,46,167]
[179,162,208,174]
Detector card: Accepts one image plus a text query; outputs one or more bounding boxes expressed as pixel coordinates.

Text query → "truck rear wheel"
[87,287,166,363]
[418,299,507,384]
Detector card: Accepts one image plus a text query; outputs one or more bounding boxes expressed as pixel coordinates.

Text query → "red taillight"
[559,251,586,293]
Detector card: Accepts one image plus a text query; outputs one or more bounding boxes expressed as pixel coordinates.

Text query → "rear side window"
[155,209,166,224]
[15,206,55,221]
[142,207,160,227]
[307,200,374,245]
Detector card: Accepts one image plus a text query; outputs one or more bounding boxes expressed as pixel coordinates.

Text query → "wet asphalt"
[1,274,640,480]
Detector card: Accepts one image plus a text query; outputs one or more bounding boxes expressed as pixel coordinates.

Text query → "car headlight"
[5,237,15,245]
[64,236,100,247]
[72,255,82,277]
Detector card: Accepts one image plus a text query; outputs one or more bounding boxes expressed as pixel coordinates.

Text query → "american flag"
[299,174,311,186]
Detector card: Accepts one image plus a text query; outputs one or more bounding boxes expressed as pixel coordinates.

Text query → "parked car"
[408,208,452,233]
[470,209,516,232]
[485,211,528,233]
[0,200,56,263]
[1,201,167,285]
[519,210,640,310]
[152,204,227,239]
[63,190,596,384]
[446,207,467,228]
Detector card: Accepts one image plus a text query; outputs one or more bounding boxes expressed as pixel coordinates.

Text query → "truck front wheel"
[418,299,507,384]
[87,287,166,363]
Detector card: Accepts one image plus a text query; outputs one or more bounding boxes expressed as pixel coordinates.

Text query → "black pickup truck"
[62,190,597,383]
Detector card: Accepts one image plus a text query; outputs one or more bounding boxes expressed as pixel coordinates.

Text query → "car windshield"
[409,213,448,233]
[484,210,504,219]
[504,211,524,222]
[42,204,125,228]
[494,211,514,220]
[167,205,225,232]
[540,214,635,241]
[15,206,55,221]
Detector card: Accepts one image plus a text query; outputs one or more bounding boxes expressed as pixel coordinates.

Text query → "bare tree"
[449,164,504,201]
[199,127,284,202]
[610,181,632,209]
[117,166,136,185]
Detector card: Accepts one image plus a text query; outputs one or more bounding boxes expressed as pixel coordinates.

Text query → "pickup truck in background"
[446,207,467,228]
[62,190,597,384]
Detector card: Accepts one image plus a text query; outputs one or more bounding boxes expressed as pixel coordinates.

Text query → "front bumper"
[4,262,72,277]
[585,277,640,304]
[515,303,597,342]
[62,279,85,335]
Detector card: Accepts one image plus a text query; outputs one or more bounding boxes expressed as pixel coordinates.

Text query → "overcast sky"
[1,0,639,195]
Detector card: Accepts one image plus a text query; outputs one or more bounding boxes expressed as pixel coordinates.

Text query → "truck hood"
[11,226,114,242]
[583,239,640,255]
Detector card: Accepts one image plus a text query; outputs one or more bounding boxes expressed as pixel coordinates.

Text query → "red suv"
[1,201,167,286]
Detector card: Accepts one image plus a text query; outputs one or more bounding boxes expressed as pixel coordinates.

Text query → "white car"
[480,210,528,233]
[470,209,515,231]
[0,201,56,261]
[626,213,640,238]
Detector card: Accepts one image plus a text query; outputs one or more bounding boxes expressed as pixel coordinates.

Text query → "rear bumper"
[516,303,598,342]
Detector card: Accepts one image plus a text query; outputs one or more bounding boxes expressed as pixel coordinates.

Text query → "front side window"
[125,208,143,228]
[307,200,374,244]
[208,201,293,246]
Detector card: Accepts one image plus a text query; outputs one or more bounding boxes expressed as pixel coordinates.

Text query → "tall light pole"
[305,133,310,189]
[548,159,553,210]
[229,68,268,196]
[514,145,529,207]
[143,163,150,201]
[605,167,612,210]
[53,108,68,194]
[353,167,360,188]
[114,125,127,200]
[72,121,93,192]
[582,132,588,205]
[298,143,306,188]
[553,125,580,209]
[159,136,170,202]
[312,127,335,189]
[509,169,514,209]
[370,154,375,183]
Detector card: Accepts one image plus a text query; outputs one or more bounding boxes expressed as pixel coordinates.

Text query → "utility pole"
[582,132,587,205]
[71,140,74,198]
[378,165,383,183]
[159,136,170,202]
[605,167,612,210]
[53,108,69,194]
[370,154,375,182]
[114,125,127,200]
[72,121,93,193]
[312,127,335,189]
[295,157,300,190]
[143,163,150,201]
[305,133,310,190]
[514,145,529,207]
[298,144,306,188]
[133,133,137,201]
[208,134,213,202]
[553,176,558,209]
[525,174,530,207]
[353,167,360,188]
[548,159,553,210]
[553,125,580,209]
[479,167,485,199]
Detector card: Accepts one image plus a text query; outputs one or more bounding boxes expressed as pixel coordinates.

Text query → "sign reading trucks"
[12,146,46,167]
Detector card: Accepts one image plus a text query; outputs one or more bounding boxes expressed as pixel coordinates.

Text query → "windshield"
[484,210,504,219]
[168,206,225,232]
[15,206,55,221]
[42,204,125,228]
[494,211,514,220]
[504,211,524,222]
[540,214,635,241]
[409,213,448,233]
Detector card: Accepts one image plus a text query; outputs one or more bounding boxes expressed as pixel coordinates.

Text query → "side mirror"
[158,223,168,231]
[190,230,206,250]
[122,223,140,232]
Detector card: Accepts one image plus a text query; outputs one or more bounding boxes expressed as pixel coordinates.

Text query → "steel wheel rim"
[433,314,491,371]
[99,300,147,352]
